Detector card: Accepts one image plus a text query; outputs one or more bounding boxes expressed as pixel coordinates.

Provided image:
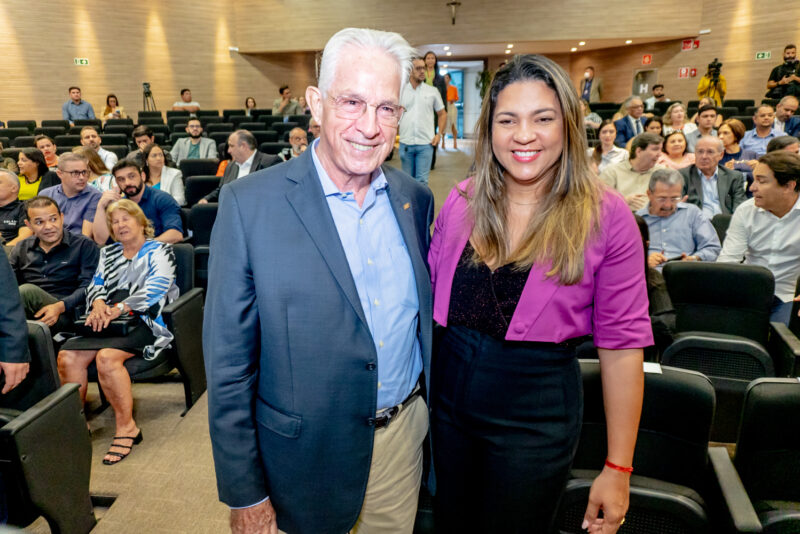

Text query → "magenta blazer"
[429,180,654,350]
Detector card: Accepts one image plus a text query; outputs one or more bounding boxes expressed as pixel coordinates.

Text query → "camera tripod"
[142,85,157,111]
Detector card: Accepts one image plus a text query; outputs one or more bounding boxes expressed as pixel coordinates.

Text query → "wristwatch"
[116,303,125,313]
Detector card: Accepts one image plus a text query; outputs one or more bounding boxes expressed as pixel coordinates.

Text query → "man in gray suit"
[197,130,279,204]
[204,28,433,534]
[680,136,747,218]
[0,252,30,394]
[169,118,218,164]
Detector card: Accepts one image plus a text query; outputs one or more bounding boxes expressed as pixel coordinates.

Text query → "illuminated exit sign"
[74,58,90,66]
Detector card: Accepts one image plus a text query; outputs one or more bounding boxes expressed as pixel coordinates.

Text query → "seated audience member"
[0,251,30,393]
[645,116,664,136]
[62,86,95,124]
[766,44,800,99]
[718,151,800,324]
[172,88,200,114]
[298,95,310,114]
[93,160,183,245]
[102,94,127,123]
[580,99,602,129]
[680,136,746,218]
[600,132,665,210]
[72,146,114,192]
[638,169,721,270]
[611,101,627,121]
[34,135,59,169]
[688,97,724,129]
[588,119,628,174]
[774,95,798,133]
[17,148,58,201]
[279,127,309,162]
[80,126,118,171]
[244,96,257,117]
[613,96,647,146]
[658,131,695,170]
[127,125,175,168]
[720,118,759,175]
[662,103,698,136]
[686,105,718,153]
[740,105,784,157]
[170,118,217,164]
[199,130,279,204]
[0,169,32,246]
[142,144,185,205]
[644,84,670,110]
[39,152,101,238]
[767,135,800,154]
[58,199,178,465]
[272,85,300,117]
[633,214,676,359]
[308,117,321,140]
[0,142,18,174]
[9,196,99,333]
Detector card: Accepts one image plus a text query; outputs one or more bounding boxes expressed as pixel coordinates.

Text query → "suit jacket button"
[366,418,376,426]
[366,362,376,371]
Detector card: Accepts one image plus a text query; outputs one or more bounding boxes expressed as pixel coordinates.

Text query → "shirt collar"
[34,229,72,252]
[697,166,718,180]
[637,203,689,217]
[237,150,257,169]
[310,139,387,198]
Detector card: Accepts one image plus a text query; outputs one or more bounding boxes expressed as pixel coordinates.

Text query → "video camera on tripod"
[142,82,157,111]
[708,58,723,82]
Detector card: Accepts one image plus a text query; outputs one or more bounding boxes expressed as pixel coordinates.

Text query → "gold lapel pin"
[403,202,410,210]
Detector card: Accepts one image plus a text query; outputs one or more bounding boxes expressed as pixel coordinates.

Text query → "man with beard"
[170,118,218,164]
[773,95,799,134]
[9,196,98,333]
[39,152,101,238]
[766,44,800,99]
[278,127,309,161]
[637,169,720,270]
[92,160,183,244]
[80,126,118,170]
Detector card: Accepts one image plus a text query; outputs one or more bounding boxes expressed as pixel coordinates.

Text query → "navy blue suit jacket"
[203,150,434,534]
[786,116,800,137]
[614,115,645,147]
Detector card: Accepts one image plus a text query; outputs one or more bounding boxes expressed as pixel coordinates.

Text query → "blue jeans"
[771,296,795,325]
[399,143,434,184]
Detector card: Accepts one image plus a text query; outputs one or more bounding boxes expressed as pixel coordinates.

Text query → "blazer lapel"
[284,152,368,329]
[717,167,730,212]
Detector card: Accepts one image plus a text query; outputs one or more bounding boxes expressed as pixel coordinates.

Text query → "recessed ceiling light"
[625,40,633,44]
[444,46,451,51]
[570,47,578,52]
[507,44,513,49]
[579,41,586,46]
[446,51,452,56]
[505,49,511,54]
[442,64,449,68]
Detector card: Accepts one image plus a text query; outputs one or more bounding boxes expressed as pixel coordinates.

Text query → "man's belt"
[374,387,422,430]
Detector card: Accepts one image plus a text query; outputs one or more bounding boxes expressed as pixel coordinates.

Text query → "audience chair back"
[73,119,101,129]
[11,136,35,148]
[137,111,163,120]
[179,158,219,179]
[0,322,58,412]
[653,100,673,115]
[711,214,732,245]
[229,115,250,128]
[589,102,619,110]
[1,148,23,161]
[196,110,219,118]
[137,117,165,126]
[169,132,189,145]
[68,126,86,135]
[100,133,129,147]
[725,100,755,113]
[188,203,218,247]
[259,142,291,155]
[261,116,285,128]
[34,126,66,138]
[734,116,756,131]
[718,106,738,119]
[184,175,221,207]
[790,276,800,336]
[104,145,130,161]
[206,123,234,135]
[272,122,299,138]
[41,120,70,130]
[252,130,278,145]
[7,120,36,133]
[735,378,800,530]
[167,117,189,132]
[147,124,170,137]
[105,118,134,127]
[166,110,190,119]
[103,125,134,138]
[0,128,31,142]
[238,122,263,132]
[200,116,223,127]
[252,109,272,120]
[288,115,310,128]
[222,109,245,120]
[209,132,230,147]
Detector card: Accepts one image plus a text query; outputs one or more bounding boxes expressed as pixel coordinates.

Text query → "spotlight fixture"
[625,40,633,44]
[505,49,511,54]
[579,41,586,46]
[507,44,513,49]
[444,46,451,51]
[442,64,449,68]
[446,51,453,56]
[570,47,578,52]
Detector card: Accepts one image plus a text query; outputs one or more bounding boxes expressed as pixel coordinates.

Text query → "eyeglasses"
[328,95,404,126]
[653,196,682,203]
[63,170,89,177]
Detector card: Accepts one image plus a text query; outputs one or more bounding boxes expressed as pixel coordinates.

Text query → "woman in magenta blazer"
[428,55,653,533]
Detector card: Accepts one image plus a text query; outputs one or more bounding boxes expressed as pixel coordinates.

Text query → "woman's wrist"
[604,458,633,475]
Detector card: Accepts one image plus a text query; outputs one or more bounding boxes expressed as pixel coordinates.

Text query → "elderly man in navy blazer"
[204,28,434,534]
[614,96,647,147]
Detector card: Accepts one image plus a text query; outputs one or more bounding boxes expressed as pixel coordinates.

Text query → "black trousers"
[431,325,583,534]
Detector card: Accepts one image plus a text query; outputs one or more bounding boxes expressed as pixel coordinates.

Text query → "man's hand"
[0,362,30,394]
[648,252,666,268]
[98,189,121,210]
[680,253,699,261]
[724,160,735,170]
[431,133,441,146]
[34,301,66,327]
[794,293,800,317]
[198,198,209,205]
[625,194,648,211]
[230,499,278,534]
[780,75,792,85]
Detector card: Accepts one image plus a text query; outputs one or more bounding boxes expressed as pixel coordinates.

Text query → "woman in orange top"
[442,73,460,150]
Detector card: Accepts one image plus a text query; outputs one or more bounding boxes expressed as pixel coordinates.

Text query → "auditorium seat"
[724,99,755,113]
[653,100,673,115]
[688,99,701,109]
[41,119,70,130]
[0,127,32,142]
[206,123,233,135]
[718,106,738,119]
[7,120,36,133]
[761,98,779,108]
[0,321,60,412]
[69,126,87,135]
[148,123,170,136]
[200,116,224,127]
[169,132,189,144]
[288,114,310,128]
[734,378,800,531]
[259,142,291,155]
[73,119,101,129]
[252,109,272,119]
[103,145,129,160]
[137,111,163,120]
[222,109,246,120]
[744,106,759,116]
[1,148,22,160]
[0,136,11,149]
[179,158,219,179]
[229,115,249,128]
[238,122,263,132]
[595,109,616,121]
[11,136,35,148]
[734,116,755,130]
[589,102,619,110]
[711,213,732,244]
[137,117,165,127]
[209,132,230,147]
[557,360,761,533]
[55,146,73,155]
[166,110,190,119]
[33,126,66,137]
[101,133,129,147]
[188,203,218,246]
[103,124,134,137]
[252,130,278,144]
[153,132,166,145]
[168,117,188,131]
[105,118,134,127]
[196,110,219,117]
[184,175,220,206]
[273,122,299,138]
[261,116,285,129]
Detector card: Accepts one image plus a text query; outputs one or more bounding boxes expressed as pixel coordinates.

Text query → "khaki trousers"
[349,394,429,534]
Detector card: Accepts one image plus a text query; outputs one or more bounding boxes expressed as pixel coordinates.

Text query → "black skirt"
[61,323,157,356]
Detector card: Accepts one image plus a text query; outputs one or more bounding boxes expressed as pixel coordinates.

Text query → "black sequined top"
[448,242,532,339]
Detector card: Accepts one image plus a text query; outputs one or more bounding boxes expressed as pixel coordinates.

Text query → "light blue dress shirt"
[61,100,96,121]
[698,167,722,219]
[739,128,784,157]
[311,142,422,411]
[637,202,722,269]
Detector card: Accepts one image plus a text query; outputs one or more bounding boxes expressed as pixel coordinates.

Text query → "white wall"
[462,68,483,137]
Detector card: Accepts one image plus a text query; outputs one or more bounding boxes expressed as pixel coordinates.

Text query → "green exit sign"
[755,51,771,60]
[73,58,90,66]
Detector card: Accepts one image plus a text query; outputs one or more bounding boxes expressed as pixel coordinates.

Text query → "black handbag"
[73,288,145,337]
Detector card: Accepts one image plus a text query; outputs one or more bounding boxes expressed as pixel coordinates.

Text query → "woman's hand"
[582,466,630,533]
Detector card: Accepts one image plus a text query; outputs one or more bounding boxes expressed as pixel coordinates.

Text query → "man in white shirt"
[644,84,669,110]
[198,130,279,204]
[774,95,798,133]
[398,56,446,184]
[717,150,800,324]
[172,88,200,115]
[279,127,309,161]
[79,126,118,170]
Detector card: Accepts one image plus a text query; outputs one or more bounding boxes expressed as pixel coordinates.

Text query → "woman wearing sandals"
[58,200,178,465]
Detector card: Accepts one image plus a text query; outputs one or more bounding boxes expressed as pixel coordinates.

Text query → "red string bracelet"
[605,458,634,474]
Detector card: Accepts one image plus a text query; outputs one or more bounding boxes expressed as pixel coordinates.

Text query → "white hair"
[0,169,19,193]
[697,135,724,153]
[317,27,415,97]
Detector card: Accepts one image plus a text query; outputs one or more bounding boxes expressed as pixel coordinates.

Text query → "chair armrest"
[162,287,203,316]
[769,321,800,376]
[707,447,762,533]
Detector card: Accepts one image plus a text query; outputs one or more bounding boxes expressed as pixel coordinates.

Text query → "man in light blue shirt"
[638,169,721,270]
[740,104,785,156]
[61,87,95,125]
